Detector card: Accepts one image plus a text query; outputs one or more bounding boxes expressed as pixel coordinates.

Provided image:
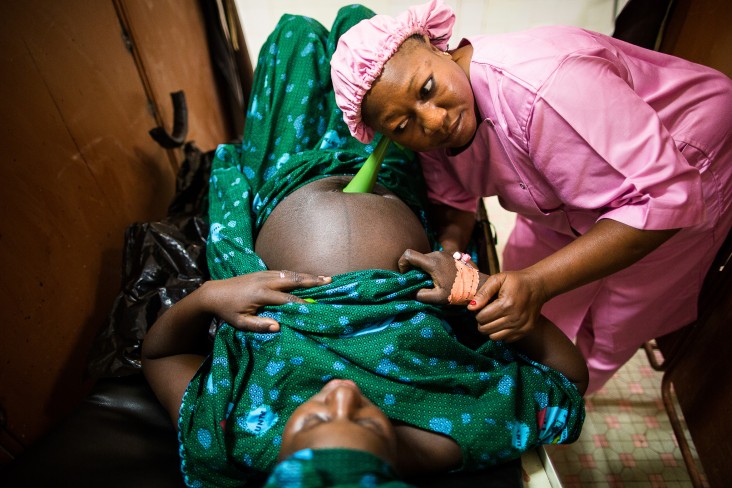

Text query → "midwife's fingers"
[482,321,532,343]
[467,274,502,310]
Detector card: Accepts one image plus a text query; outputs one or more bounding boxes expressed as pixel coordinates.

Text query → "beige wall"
[235,0,625,67]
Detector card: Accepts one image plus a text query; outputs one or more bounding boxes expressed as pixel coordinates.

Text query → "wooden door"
[0,0,239,457]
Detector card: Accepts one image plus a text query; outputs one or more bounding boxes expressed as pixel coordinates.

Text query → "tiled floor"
[543,347,709,487]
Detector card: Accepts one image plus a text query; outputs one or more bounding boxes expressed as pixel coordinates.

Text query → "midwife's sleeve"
[527,53,704,232]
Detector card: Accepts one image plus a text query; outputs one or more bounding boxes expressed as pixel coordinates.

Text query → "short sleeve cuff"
[600,202,705,230]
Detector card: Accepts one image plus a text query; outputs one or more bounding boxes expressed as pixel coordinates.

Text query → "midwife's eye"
[420,77,434,98]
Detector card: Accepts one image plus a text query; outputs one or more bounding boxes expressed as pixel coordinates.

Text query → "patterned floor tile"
[544,348,709,487]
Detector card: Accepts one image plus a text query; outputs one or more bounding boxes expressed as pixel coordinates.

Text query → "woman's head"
[361,36,476,152]
[279,379,398,465]
[331,0,467,149]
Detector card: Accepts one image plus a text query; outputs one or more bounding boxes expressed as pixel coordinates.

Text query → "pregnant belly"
[255,176,431,276]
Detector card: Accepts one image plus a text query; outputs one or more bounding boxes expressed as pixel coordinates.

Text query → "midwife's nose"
[420,105,448,136]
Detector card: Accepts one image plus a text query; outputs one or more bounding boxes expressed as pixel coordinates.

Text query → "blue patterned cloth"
[264,449,410,487]
[179,270,584,487]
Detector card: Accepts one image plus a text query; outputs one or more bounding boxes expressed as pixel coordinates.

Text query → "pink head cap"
[330,0,456,143]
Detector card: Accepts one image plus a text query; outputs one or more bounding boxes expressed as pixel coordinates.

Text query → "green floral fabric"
[180,269,584,487]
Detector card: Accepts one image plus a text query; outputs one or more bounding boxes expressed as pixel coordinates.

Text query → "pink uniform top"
[420,25,731,237]
[419,26,732,375]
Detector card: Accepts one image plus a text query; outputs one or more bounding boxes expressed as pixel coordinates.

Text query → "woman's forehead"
[388,38,434,77]
[371,46,431,98]
[366,53,432,119]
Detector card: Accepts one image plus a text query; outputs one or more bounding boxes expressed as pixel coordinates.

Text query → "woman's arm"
[141,282,217,428]
[392,423,462,475]
[511,315,589,395]
[389,318,587,476]
[429,203,476,254]
[142,271,331,427]
[472,219,678,340]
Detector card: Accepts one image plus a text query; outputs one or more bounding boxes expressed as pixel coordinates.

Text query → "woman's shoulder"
[464,26,617,108]
[466,26,606,74]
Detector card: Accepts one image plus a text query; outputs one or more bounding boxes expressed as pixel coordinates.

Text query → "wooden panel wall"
[660,0,732,77]
[0,0,234,456]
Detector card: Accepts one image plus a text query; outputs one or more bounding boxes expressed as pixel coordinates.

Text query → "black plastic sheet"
[87,143,213,377]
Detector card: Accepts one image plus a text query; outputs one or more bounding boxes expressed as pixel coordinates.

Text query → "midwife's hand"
[200,271,331,332]
[468,269,548,342]
[398,249,462,304]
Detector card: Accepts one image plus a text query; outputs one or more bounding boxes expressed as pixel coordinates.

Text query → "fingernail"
[469,300,477,306]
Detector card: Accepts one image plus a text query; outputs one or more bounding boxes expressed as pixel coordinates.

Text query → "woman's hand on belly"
[200,271,332,332]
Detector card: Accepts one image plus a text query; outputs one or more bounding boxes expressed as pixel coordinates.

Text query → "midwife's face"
[362,36,477,152]
[279,379,397,465]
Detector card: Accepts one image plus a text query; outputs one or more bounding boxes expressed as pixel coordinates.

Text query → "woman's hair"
[408,32,426,43]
